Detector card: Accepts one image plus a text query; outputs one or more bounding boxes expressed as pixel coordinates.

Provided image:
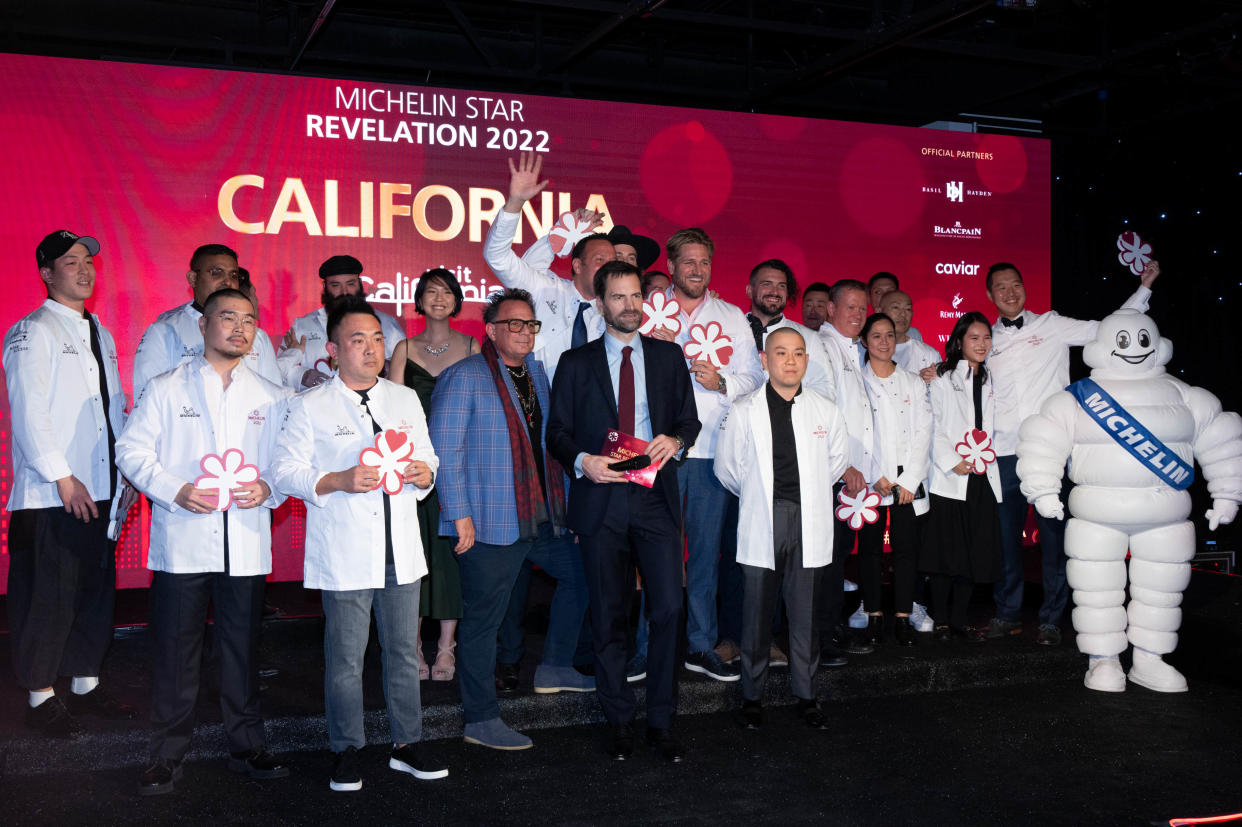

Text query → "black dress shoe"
[797,699,828,730]
[645,727,685,763]
[608,723,634,761]
[819,644,848,668]
[228,747,290,779]
[865,614,884,646]
[893,616,917,647]
[25,696,83,738]
[832,625,875,655]
[137,758,182,796]
[67,686,138,720]
[737,701,763,730]
[495,662,520,694]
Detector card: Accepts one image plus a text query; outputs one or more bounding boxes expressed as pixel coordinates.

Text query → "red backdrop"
[0,53,1050,591]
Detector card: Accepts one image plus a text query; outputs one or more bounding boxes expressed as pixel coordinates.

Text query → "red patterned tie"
[618,345,635,435]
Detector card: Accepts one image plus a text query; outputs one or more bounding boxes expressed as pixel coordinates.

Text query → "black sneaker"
[389,744,449,780]
[67,686,138,720]
[227,747,290,779]
[137,758,182,796]
[1036,625,1062,646]
[985,618,1023,639]
[683,650,740,682]
[25,696,83,738]
[330,746,362,792]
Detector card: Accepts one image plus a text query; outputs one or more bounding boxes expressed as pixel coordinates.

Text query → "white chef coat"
[133,303,282,401]
[863,361,933,515]
[668,289,765,459]
[757,316,837,400]
[895,337,941,373]
[714,385,850,570]
[928,361,1002,502]
[818,323,879,482]
[483,208,605,381]
[275,305,406,391]
[989,285,1151,455]
[3,299,127,511]
[271,375,437,591]
[116,357,290,575]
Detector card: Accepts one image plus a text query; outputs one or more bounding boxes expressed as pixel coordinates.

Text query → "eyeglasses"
[492,318,542,333]
[211,310,258,329]
[195,266,241,281]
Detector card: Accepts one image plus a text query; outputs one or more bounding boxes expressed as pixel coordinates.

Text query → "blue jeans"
[994,454,1070,627]
[455,522,587,723]
[321,565,422,752]
[680,458,731,654]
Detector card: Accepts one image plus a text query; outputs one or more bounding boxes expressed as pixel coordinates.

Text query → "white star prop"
[359,429,415,495]
[682,321,734,368]
[548,212,597,258]
[1117,231,1153,276]
[954,428,997,475]
[639,292,682,335]
[836,487,881,530]
[194,449,260,510]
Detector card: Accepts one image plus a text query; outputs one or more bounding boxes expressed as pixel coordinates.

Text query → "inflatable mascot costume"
[1016,309,1242,692]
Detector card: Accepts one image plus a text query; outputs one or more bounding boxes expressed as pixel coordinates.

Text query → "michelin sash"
[1067,378,1194,490]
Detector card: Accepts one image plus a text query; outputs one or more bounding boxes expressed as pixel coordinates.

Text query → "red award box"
[602,430,657,489]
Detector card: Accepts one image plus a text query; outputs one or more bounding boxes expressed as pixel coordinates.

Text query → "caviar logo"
[935,261,981,276]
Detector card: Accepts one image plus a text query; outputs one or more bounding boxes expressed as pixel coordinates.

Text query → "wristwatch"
[717,375,728,395]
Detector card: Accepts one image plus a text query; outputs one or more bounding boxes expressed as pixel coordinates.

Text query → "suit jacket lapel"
[589,338,618,425]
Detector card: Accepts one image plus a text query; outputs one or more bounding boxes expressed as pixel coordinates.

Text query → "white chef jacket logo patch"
[179,406,201,418]
[812,425,828,439]
[247,409,265,425]
[62,343,79,355]
[334,425,356,437]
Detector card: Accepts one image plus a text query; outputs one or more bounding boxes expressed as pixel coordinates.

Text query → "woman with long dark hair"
[921,311,1002,641]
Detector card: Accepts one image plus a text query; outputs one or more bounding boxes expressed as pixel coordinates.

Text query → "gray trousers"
[321,565,422,752]
[740,499,820,702]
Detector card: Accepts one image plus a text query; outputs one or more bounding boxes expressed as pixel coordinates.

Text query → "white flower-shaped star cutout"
[359,429,415,495]
[1117,231,1153,276]
[836,487,881,530]
[548,212,597,258]
[682,322,733,368]
[639,292,682,336]
[194,449,260,510]
[955,428,997,475]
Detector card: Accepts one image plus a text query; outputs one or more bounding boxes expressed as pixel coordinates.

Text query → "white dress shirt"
[3,299,127,511]
[116,357,290,575]
[133,303,282,401]
[714,386,850,569]
[818,324,879,481]
[928,361,1002,502]
[863,362,933,515]
[271,375,437,591]
[275,305,406,391]
[483,208,605,381]
[988,285,1151,455]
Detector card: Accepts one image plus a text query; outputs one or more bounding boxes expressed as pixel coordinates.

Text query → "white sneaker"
[848,602,869,629]
[1083,656,1126,693]
[910,602,935,633]
[1128,648,1188,693]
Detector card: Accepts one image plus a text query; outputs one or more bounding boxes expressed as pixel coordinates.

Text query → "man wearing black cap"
[276,255,406,391]
[3,230,135,737]
[607,226,660,275]
[132,244,282,400]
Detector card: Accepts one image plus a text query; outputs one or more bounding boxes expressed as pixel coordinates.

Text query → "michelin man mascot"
[1017,309,1242,693]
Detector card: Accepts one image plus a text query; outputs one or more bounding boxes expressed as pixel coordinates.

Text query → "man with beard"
[548,261,701,761]
[276,255,406,391]
[745,259,834,397]
[133,245,282,400]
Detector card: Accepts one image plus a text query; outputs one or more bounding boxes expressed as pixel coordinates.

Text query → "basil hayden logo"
[933,220,982,239]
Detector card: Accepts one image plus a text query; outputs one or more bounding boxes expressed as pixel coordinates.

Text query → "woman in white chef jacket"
[921,311,1003,642]
[858,313,932,647]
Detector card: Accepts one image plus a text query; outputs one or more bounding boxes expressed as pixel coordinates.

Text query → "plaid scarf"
[481,338,566,538]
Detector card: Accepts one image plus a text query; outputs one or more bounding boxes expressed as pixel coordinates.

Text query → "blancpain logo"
[933,221,982,239]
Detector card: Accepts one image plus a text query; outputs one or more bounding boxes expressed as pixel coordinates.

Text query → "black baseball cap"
[319,255,363,278]
[36,230,100,268]
[606,226,660,272]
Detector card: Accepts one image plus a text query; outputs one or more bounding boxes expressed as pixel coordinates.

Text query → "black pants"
[930,575,974,630]
[816,482,856,638]
[858,502,918,615]
[6,504,116,689]
[149,570,266,760]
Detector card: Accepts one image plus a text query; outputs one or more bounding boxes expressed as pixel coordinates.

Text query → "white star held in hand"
[682,322,733,368]
[548,212,597,258]
[194,449,260,511]
[836,488,881,530]
[955,429,997,474]
[1117,231,1153,276]
[639,292,682,335]
[359,429,415,495]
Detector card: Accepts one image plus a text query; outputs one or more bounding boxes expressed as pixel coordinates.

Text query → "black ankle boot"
[866,614,884,646]
[894,616,917,647]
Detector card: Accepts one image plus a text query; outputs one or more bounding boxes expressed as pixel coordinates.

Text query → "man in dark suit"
[548,260,701,762]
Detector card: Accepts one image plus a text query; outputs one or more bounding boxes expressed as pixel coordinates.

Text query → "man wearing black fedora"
[607,226,660,275]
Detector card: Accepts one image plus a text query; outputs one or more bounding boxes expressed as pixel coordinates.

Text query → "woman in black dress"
[389,268,479,680]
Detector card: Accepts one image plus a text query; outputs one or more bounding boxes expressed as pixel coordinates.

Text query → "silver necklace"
[423,342,451,355]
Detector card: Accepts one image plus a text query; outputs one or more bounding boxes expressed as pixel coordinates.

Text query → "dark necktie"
[618,346,635,435]
[1001,315,1024,329]
[747,314,765,351]
[85,312,116,500]
[572,301,590,349]
[358,388,394,566]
